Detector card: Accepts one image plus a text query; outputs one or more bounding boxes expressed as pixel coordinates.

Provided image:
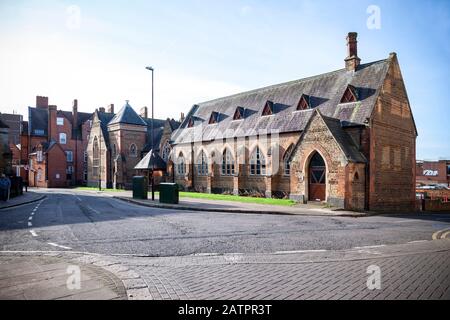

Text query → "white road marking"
[28,216,32,221]
[353,245,386,249]
[274,249,327,254]
[31,212,35,216]
[407,240,428,244]
[30,230,38,237]
[356,249,382,255]
[47,242,72,250]
[28,222,32,227]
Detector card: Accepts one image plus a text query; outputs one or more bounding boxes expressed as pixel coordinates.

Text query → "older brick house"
[86,102,180,189]
[25,96,93,187]
[171,33,417,211]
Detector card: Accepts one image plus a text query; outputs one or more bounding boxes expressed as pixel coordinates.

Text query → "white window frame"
[177,154,186,175]
[221,149,235,176]
[37,150,43,163]
[59,133,67,144]
[196,151,208,176]
[250,147,266,176]
[57,117,64,126]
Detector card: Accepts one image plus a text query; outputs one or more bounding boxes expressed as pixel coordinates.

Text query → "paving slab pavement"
[0,253,127,300]
[0,190,46,210]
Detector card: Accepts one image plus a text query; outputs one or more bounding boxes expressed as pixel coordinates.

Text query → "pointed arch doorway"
[308,152,326,201]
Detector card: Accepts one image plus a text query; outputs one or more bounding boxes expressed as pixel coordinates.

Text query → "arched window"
[284,144,294,175]
[59,133,67,144]
[93,136,99,177]
[161,141,171,162]
[196,150,208,176]
[177,153,186,175]
[250,146,266,175]
[130,144,137,157]
[221,149,235,176]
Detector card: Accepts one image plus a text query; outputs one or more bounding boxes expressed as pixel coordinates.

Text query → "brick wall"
[369,54,416,211]
[173,131,300,197]
[290,112,350,208]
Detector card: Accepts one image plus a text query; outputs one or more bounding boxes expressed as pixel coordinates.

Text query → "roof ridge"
[198,59,388,106]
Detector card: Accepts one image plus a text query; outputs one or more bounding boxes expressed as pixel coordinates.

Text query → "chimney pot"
[107,104,114,114]
[345,32,361,71]
[99,107,105,113]
[140,106,148,119]
[180,112,185,123]
[36,96,49,109]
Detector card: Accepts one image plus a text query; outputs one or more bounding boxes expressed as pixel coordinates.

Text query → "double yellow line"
[432,228,450,240]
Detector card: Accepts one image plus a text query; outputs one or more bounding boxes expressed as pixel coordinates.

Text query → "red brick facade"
[172,34,418,212]
[24,97,92,187]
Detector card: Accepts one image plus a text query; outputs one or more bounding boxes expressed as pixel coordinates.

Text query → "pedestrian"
[24,179,28,192]
[0,174,10,202]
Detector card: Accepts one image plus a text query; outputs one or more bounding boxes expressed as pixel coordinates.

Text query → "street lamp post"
[145,66,155,200]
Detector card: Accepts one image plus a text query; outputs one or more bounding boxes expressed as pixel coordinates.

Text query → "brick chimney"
[140,106,148,119]
[345,32,361,71]
[36,96,49,109]
[48,105,57,142]
[72,99,78,128]
[99,107,105,113]
[107,104,114,114]
[180,112,185,123]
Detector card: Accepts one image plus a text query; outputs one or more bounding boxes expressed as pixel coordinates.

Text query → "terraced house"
[171,33,417,211]
[25,97,92,188]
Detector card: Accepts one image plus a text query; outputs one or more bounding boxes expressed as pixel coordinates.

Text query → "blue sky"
[0,0,449,160]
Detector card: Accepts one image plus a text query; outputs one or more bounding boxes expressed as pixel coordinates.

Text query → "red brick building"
[416,160,450,187]
[171,33,418,211]
[86,102,180,189]
[24,96,93,187]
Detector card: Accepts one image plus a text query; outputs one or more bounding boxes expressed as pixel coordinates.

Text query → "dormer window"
[187,117,194,128]
[340,85,358,103]
[296,94,310,110]
[209,112,219,124]
[262,100,274,116]
[233,107,244,120]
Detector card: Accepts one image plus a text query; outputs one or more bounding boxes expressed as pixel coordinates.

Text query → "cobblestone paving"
[120,240,450,300]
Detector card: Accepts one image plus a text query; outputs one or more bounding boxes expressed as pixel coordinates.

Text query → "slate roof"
[320,113,367,163]
[172,58,391,145]
[134,149,166,170]
[143,127,164,153]
[28,107,92,138]
[29,107,48,136]
[97,111,115,148]
[0,117,9,129]
[109,102,147,126]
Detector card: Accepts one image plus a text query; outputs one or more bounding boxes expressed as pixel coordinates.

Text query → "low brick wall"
[422,199,450,212]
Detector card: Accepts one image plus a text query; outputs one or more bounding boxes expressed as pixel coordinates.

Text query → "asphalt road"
[1,189,449,257]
